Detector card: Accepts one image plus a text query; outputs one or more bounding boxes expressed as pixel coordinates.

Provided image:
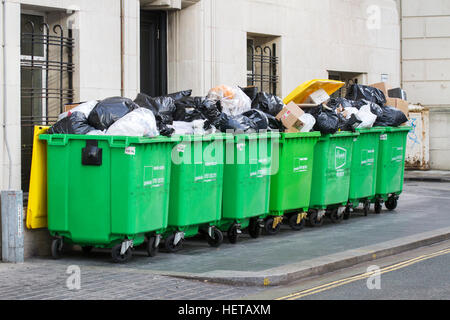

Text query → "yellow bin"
[283,79,345,105]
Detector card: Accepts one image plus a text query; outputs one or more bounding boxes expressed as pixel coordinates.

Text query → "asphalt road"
[246,240,450,300]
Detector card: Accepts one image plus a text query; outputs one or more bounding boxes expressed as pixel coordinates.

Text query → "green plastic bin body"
[269,132,321,216]
[218,132,279,231]
[310,132,359,209]
[166,134,226,238]
[40,134,175,248]
[375,127,411,199]
[348,128,385,205]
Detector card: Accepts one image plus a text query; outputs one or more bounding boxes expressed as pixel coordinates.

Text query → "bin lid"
[281,132,321,139]
[40,134,180,146]
[383,126,412,133]
[356,127,385,134]
[283,79,345,105]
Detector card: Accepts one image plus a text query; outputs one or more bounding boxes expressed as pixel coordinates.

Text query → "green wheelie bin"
[40,134,176,263]
[372,126,412,213]
[308,131,359,227]
[163,133,227,252]
[266,132,321,234]
[217,132,279,243]
[346,127,385,218]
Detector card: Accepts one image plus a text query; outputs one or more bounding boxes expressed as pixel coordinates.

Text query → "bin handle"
[109,137,129,148]
[48,135,68,146]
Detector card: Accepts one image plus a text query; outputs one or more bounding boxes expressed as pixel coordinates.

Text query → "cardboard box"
[276,102,305,131]
[386,97,409,117]
[369,82,391,97]
[64,103,82,113]
[305,89,330,105]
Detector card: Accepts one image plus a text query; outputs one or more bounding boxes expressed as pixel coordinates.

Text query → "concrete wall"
[167,0,401,97]
[400,0,450,170]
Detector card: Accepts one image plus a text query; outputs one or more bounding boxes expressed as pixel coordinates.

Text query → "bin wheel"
[288,214,306,231]
[82,246,93,255]
[385,197,398,211]
[344,206,351,220]
[375,201,382,214]
[363,201,370,216]
[264,218,281,235]
[329,209,344,224]
[227,225,240,244]
[51,238,63,259]
[146,236,159,257]
[165,234,183,253]
[248,219,262,239]
[308,211,324,228]
[111,244,132,263]
[207,228,224,248]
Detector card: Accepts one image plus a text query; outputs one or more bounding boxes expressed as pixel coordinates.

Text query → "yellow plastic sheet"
[283,79,345,105]
[26,126,49,229]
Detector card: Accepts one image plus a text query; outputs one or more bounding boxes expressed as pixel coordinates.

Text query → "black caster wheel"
[289,214,306,231]
[51,238,63,259]
[363,201,370,216]
[248,219,262,239]
[146,236,159,257]
[81,246,93,255]
[307,211,324,227]
[264,218,282,235]
[375,201,382,214]
[343,206,351,220]
[207,228,224,248]
[227,225,240,244]
[329,209,344,224]
[385,197,398,211]
[164,234,183,253]
[111,243,132,263]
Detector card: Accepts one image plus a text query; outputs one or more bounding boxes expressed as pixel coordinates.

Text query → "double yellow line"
[276,247,450,300]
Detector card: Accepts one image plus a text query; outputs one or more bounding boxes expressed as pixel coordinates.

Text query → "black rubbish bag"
[88,97,139,131]
[374,106,408,127]
[166,90,192,101]
[345,84,387,106]
[338,113,362,132]
[251,92,284,117]
[328,98,354,110]
[173,97,207,122]
[240,86,259,102]
[198,98,222,121]
[49,112,95,135]
[213,113,256,133]
[134,93,176,124]
[308,106,339,134]
[241,109,269,131]
[266,113,283,131]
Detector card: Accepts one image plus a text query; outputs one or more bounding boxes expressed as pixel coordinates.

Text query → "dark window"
[247,38,279,95]
[20,13,75,192]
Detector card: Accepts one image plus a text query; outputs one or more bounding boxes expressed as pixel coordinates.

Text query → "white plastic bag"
[356,105,377,129]
[343,107,359,119]
[207,85,251,117]
[170,120,207,135]
[299,113,316,133]
[87,130,106,136]
[57,100,98,121]
[105,108,159,137]
[169,121,195,135]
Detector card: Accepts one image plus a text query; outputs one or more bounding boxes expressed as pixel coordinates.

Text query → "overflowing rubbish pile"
[47,81,410,137]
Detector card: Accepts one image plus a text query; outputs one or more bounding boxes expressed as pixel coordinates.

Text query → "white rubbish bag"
[299,113,316,132]
[207,85,251,117]
[105,108,159,137]
[356,105,377,129]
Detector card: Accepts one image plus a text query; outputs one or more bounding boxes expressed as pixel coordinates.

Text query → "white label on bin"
[380,134,387,141]
[144,166,165,188]
[125,147,136,155]
[335,147,347,169]
[294,157,309,173]
[177,144,186,153]
[237,143,245,151]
